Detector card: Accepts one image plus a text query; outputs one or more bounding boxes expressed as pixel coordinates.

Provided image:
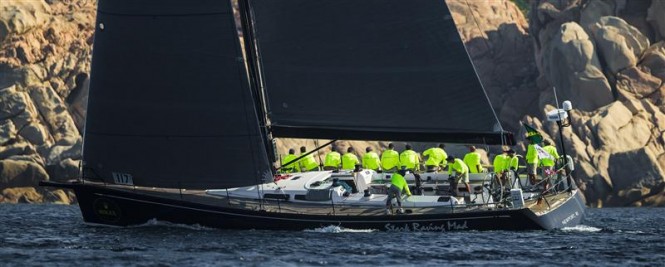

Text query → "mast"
[237,0,276,165]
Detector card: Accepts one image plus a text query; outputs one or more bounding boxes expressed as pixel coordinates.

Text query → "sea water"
[1,204,663,266]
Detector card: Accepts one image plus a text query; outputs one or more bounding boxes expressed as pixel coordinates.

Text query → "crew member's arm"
[403,181,412,196]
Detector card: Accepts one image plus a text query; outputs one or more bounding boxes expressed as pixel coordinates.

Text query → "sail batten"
[249,0,513,145]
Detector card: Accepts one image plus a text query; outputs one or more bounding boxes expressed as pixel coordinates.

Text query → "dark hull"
[42,181,585,231]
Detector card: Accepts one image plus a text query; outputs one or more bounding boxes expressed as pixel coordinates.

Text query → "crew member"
[504,149,520,188]
[492,150,509,185]
[541,140,560,176]
[422,144,447,172]
[446,156,471,196]
[281,148,300,173]
[323,145,341,171]
[362,147,381,171]
[341,147,360,171]
[386,168,411,214]
[399,144,420,172]
[463,146,484,173]
[381,143,400,172]
[298,146,320,172]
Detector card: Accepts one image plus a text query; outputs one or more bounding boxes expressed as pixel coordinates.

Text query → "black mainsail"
[248,0,513,145]
[82,0,272,189]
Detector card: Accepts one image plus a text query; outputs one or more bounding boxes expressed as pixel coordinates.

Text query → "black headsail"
[248,0,514,145]
[82,0,272,189]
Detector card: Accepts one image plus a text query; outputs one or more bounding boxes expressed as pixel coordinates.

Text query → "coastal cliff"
[0,0,663,206]
[0,0,94,203]
[523,0,665,207]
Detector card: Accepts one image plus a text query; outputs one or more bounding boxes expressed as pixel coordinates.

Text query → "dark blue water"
[1,204,663,266]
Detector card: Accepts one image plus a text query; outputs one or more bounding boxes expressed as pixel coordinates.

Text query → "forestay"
[248,0,513,145]
[83,0,272,189]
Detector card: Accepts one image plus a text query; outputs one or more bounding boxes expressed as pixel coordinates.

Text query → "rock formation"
[446,0,540,131]
[0,0,95,203]
[1,0,664,207]
[526,0,665,207]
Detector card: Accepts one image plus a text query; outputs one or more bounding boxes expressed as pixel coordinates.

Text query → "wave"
[304,225,377,233]
[615,229,645,234]
[561,225,602,233]
[129,218,215,231]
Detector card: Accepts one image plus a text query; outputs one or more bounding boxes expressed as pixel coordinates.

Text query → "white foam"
[561,225,601,233]
[616,229,645,234]
[130,218,215,231]
[304,225,376,233]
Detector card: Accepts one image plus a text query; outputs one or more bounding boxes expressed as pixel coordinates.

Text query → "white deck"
[207,170,489,208]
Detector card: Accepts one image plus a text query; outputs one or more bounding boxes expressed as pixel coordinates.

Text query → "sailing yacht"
[41,0,585,231]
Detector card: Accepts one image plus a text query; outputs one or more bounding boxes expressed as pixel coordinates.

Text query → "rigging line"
[237,0,273,207]
[463,0,493,57]
[458,0,510,147]
[553,86,561,110]
[314,139,324,168]
[553,86,565,125]
[243,0,271,118]
[454,0,503,133]
[239,0,273,171]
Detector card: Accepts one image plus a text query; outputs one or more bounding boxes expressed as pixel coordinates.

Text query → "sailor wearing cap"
[386,168,411,215]
[446,156,471,197]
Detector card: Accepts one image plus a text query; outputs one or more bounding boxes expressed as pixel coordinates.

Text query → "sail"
[248,0,513,145]
[82,0,272,189]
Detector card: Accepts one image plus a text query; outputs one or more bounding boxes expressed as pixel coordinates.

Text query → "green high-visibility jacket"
[282,154,300,173]
[399,150,420,170]
[463,151,483,173]
[362,151,381,170]
[493,154,508,174]
[381,149,400,170]
[448,158,468,176]
[423,147,447,166]
[324,152,341,168]
[299,153,319,171]
[526,144,539,164]
[341,153,360,170]
[391,172,412,196]
[506,156,519,171]
[541,145,559,167]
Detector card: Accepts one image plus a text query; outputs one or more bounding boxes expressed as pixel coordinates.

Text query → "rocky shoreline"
[0,0,663,206]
